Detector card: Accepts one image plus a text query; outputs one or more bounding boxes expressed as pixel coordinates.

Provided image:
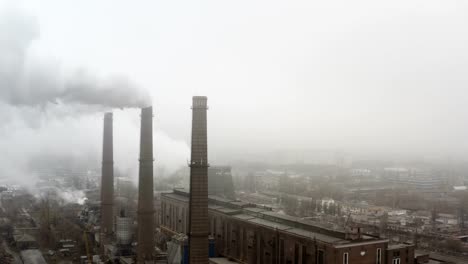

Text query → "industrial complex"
[0,96,463,264]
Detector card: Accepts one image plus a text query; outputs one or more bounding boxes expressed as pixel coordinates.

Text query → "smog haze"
[1,0,468,183]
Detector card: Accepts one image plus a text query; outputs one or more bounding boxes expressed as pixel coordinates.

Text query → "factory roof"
[388,244,412,250]
[164,189,388,247]
[286,228,345,244]
[232,214,256,221]
[14,233,36,243]
[208,205,224,210]
[119,257,135,264]
[163,192,190,202]
[243,207,269,214]
[20,249,47,264]
[229,201,250,208]
[214,207,241,215]
[262,211,299,222]
[208,195,234,203]
[248,218,292,231]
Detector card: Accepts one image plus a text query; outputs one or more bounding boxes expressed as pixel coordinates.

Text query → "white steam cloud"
[0,8,151,108]
[0,8,190,194]
[0,104,190,189]
[57,189,87,205]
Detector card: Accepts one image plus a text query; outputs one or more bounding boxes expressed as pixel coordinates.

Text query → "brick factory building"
[160,189,415,264]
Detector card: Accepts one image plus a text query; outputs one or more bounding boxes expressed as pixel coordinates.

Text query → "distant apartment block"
[383,168,443,190]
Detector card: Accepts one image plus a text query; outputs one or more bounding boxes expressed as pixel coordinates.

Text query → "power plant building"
[161,189,416,264]
[94,98,417,264]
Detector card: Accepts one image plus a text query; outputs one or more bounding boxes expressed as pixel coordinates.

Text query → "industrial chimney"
[101,112,114,239]
[188,96,209,264]
[137,106,155,263]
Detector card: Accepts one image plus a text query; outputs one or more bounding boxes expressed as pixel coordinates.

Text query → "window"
[302,245,307,264]
[175,207,179,230]
[317,250,324,264]
[294,244,299,264]
[280,239,285,263]
[377,248,381,264]
[392,258,401,264]
[213,217,217,235]
[343,252,349,264]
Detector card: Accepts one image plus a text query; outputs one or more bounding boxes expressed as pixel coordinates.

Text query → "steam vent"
[137,106,155,263]
[188,96,209,264]
[101,112,114,238]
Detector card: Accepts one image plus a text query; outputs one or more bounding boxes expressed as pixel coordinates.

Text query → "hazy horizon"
[1,0,468,186]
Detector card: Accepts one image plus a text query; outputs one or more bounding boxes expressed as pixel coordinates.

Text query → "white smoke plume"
[57,189,88,205]
[0,8,190,195]
[0,8,151,108]
[0,103,190,191]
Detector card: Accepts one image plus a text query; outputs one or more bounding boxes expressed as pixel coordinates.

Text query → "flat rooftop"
[20,249,47,264]
[163,192,190,202]
[163,190,387,247]
[286,228,346,244]
[388,244,412,250]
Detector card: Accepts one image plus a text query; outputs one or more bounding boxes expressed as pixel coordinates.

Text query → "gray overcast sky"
[2,0,468,163]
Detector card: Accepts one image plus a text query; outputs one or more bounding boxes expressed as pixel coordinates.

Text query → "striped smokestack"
[137,106,155,263]
[101,112,114,237]
[188,96,209,264]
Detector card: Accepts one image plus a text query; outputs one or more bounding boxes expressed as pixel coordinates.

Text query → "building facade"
[161,189,415,264]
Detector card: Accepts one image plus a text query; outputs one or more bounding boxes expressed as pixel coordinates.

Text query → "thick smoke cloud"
[0,8,189,197]
[0,8,151,108]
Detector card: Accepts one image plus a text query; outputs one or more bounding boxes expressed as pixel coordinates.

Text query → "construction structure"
[137,106,155,263]
[101,112,114,241]
[188,96,210,264]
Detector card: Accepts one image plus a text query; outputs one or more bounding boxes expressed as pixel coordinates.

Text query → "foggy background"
[1,0,468,186]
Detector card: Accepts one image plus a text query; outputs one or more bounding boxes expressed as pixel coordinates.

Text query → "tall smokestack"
[101,112,114,238]
[137,106,155,263]
[188,96,209,264]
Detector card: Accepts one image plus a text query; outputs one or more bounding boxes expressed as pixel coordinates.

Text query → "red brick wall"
[386,246,415,264]
[161,195,414,264]
[334,242,388,264]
